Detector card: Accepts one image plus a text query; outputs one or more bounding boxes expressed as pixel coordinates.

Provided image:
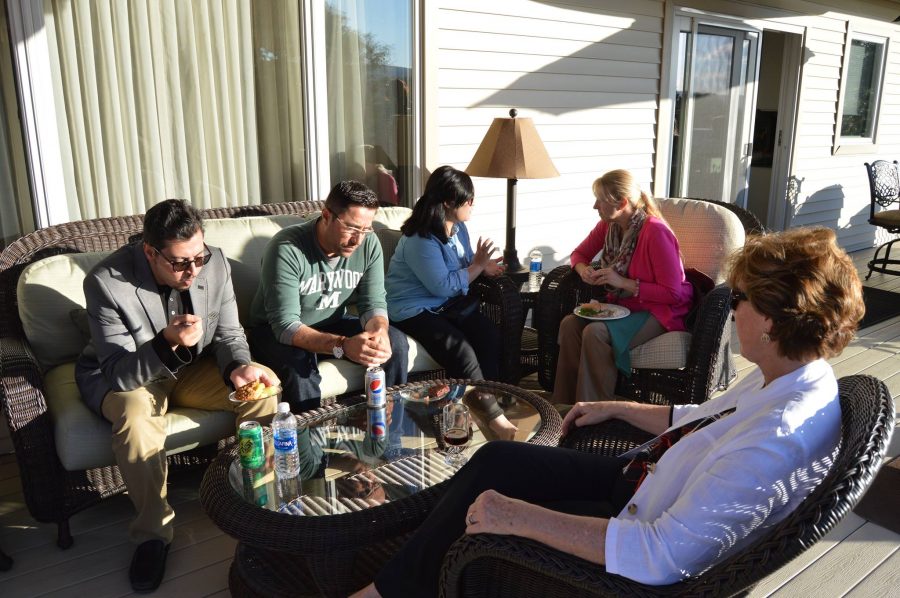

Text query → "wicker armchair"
[0,200,521,549]
[439,374,895,597]
[535,197,758,404]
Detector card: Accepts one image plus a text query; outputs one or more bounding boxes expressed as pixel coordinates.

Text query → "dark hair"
[143,199,204,249]
[400,166,474,243]
[726,227,863,361]
[324,180,379,215]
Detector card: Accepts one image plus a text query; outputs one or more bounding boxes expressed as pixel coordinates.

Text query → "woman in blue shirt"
[386,166,517,439]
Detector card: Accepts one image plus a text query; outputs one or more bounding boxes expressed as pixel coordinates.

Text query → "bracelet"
[634,278,640,298]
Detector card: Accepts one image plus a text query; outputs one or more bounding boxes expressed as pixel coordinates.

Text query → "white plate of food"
[573,302,630,321]
[398,383,453,404]
[229,381,282,404]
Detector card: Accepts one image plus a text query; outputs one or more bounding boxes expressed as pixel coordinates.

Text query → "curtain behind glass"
[326,0,412,206]
[0,0,32,247]
[43,0,306,219]
[252,0,306,203]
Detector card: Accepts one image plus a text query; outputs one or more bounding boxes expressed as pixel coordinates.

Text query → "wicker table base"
[201,379,561,597]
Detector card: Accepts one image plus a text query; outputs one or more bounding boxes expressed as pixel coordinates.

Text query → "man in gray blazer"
[75,199,278,593]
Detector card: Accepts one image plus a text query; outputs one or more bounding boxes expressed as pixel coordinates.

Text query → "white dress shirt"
[605,359,841,584]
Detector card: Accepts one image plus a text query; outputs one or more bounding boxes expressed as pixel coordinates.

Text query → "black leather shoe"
[129,539,170,593]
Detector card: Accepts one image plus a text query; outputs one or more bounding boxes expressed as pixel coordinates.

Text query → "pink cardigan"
[570,216,693,332]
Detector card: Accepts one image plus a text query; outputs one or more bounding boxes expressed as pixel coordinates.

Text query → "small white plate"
[573,303,630,321]
[228,385,282,405]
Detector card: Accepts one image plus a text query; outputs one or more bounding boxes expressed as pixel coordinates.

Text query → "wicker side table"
[201,379,561,597]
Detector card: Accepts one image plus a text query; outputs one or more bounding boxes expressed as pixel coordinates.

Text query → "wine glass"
[441,400,471,468]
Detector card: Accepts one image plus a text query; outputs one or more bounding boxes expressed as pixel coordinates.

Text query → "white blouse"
[605,359,841,584]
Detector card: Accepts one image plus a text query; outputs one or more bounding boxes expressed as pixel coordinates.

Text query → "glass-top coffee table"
[200,379,560,597]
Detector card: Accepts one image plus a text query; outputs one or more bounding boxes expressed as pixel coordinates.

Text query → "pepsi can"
[365,365,386,408]
[367,406,387,439]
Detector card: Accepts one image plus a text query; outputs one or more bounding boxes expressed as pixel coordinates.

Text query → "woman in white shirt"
[352,226,864,596]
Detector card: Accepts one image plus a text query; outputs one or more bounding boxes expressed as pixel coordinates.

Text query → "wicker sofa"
[0,200,523,549]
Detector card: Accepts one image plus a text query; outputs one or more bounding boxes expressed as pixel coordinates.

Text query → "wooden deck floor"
[1,249,898,597]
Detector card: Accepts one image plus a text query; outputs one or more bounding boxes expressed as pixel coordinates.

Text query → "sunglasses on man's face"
[730,289,748,311]
[153,245,212,272]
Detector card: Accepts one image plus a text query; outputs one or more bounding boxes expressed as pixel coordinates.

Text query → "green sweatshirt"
[249,219,387,344]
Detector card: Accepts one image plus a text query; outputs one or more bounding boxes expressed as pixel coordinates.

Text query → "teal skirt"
[604,311,651,377]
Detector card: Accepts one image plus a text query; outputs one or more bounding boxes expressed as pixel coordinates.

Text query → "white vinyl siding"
[428,0,900,260]
[789,11,900,251]
[430,0,664,268]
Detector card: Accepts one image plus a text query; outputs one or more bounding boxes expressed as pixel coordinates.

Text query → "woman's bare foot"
[488,413,518,441]
[349,582,382,598]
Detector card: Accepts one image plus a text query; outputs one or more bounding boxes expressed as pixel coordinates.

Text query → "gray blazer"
[75,242,250,415]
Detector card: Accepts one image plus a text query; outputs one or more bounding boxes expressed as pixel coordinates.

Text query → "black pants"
[248,320,408,413]
[394,308,501,381]
[374,441,632,597]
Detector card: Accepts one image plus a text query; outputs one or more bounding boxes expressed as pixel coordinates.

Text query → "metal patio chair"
[864,160,900,279]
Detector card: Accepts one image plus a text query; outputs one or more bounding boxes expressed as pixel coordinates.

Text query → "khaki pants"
[552,313,666,404]
[101,356,277,544]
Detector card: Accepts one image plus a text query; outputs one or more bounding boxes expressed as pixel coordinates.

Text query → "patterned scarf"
[599,209,647,294]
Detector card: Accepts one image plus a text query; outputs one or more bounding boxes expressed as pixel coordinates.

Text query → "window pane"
[42,1,306,218]
[841,38,883,138]
[326,0,413,206]
[685,32,735,201]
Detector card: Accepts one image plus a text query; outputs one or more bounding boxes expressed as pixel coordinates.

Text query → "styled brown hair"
[592,169,663,220]
[726,227,863,361]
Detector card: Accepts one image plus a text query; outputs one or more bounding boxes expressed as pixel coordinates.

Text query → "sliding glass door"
[669,22,759,205]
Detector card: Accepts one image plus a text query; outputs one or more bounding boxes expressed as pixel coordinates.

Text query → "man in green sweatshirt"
[248,181,408,412]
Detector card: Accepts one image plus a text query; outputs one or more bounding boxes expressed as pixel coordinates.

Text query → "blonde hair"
[592,169,663,220]
[726,227,863,361]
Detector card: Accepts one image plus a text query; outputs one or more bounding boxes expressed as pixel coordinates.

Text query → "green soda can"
[238,421,265,469]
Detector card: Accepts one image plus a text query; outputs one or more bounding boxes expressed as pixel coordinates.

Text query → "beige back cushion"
[18,207,413,368]
[656,198,745,284]
[201,214,315,321]
[18,252,110,368]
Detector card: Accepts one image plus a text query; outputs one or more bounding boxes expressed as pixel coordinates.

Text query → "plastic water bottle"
[528,249,543,290]
[272,402,300,479]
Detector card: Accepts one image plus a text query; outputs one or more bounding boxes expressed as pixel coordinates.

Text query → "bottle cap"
[277,402,290,413]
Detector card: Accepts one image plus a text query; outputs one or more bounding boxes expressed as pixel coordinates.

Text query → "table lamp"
[466,108,559,272]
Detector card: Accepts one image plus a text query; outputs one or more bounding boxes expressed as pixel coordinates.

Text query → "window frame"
[833,26,889,156]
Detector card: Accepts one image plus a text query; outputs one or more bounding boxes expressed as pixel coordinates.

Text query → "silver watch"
[332,336,345,359]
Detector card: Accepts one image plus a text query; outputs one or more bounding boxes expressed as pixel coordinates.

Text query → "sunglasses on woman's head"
[730,289,748,311]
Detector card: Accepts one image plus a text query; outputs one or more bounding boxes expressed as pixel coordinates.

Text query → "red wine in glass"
[443,427,470,446]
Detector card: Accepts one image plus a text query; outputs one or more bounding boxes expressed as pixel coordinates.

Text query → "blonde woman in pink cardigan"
[552,169,693,404]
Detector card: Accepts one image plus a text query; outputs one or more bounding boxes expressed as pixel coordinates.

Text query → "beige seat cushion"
[45,363,236,471]
[47,337,440,470]
[629,331,692,370]
[318,337,441,397]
